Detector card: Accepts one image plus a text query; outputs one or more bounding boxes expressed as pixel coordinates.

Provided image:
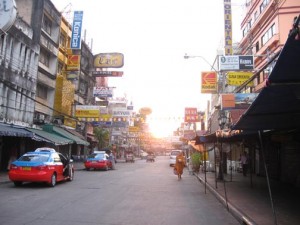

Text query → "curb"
[195,174,257,225]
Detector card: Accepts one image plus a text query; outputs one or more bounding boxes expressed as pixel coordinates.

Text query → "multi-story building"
[16,0,61,124]
[238,0,300,92]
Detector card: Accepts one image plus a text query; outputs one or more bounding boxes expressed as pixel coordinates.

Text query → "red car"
[84,151,113,171]
[8,147,74,187]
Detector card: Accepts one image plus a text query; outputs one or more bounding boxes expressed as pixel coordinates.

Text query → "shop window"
[36,83,48,100]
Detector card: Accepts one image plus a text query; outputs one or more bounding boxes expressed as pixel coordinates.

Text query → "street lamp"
[184,53,218,72]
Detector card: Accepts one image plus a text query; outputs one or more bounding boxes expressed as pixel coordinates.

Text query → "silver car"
[169,150,183,166]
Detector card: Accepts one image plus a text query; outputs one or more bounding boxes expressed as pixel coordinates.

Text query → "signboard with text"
[70,11,83,49]
[219,55,254,71]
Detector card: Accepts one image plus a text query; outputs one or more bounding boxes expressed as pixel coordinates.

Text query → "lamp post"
[217,110,228,181]
[184,54,218,72]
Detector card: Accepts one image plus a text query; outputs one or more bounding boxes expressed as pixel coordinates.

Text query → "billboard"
[201,71,217,94]
[75,105,100,118]
[226,72,254,86]
[219,55,254,71]
[94,53,124,68]
[70,11,83,49]
[92,71,123,77]
[221,93,259,110]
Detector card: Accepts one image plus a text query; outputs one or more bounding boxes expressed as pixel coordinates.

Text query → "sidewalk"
[193,171,300,225]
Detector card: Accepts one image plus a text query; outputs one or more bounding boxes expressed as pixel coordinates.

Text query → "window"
[39,48,50,67]
[260,0,270,13]
[261,23,276,46]
[255,41,259,53]
[57,62,64,74]
[59,33,66,48]
[42,14,52,35]
[36,83,48,100]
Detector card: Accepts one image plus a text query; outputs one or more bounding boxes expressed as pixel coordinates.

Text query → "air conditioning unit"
[38,114,45,121]
[53,118,62,125]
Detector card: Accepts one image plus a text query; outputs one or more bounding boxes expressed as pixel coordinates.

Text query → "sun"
[148,117,181,138]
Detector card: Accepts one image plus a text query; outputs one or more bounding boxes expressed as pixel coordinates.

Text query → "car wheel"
[86,168,90,171]
[14,181,22,187]
[49,173,57,187]
[67,169,74,181]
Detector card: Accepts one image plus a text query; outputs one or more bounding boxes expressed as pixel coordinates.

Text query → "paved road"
[0,156,239,225]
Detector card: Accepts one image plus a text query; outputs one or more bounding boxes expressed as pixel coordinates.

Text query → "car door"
[53,153,64,181]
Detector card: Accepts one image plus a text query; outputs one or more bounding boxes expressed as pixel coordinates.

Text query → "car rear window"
[171,151,181,156]
[88,153,105,159]
[19,154,49,162]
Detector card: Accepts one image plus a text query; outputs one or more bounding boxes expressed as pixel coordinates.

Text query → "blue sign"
[70,11,83,49]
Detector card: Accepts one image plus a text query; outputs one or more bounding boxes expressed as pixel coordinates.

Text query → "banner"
[75,105,100,118]
[67,55,80,71]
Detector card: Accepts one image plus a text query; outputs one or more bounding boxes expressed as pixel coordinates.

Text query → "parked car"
[169,149,184,166]
[84,151,113,171]
[8,147,74,187]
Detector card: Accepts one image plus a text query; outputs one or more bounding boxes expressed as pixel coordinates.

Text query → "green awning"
[26,128,73,146]
[43,125,90,146]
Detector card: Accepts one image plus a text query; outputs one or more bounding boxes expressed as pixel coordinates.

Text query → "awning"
[26,128,73,146]
[233,25,300,131]
[43,125,89,146]
[0,123,33,137]
[65,128,85,140]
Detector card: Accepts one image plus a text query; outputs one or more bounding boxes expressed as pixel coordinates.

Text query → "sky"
[52,0,245,137]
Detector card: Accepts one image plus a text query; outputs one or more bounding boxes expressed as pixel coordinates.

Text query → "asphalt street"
[0,156,239,225]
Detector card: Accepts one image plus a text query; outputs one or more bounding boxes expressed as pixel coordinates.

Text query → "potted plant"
[191,152,202,173]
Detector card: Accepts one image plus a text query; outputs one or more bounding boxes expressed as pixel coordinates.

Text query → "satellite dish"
[0,0,17,34]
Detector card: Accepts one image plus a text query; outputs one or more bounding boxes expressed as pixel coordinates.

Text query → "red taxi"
[84,151,113,171]
[8,147,74,187]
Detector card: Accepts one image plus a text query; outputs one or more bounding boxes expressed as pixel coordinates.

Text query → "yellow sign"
[99,114,112,121]
[129,126,140,132]
[67,55,80,71]
[201,71,217,94]
[94,53,124,68]
[75,106,100,118]
[227,72,254,86]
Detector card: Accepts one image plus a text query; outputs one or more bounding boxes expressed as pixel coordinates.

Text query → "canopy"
[0,123,33,137]
[233,26,300,131]
[43,125,89,146]
[26,128,73,146]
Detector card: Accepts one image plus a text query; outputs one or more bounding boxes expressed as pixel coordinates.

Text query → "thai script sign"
[94,53,124,68]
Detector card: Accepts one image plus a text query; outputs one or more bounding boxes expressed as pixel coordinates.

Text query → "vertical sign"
[224,0,232,55]
[70,11,83,49]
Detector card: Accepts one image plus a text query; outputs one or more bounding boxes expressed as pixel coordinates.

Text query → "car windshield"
[88,153,105,159]
[19,154,49,162]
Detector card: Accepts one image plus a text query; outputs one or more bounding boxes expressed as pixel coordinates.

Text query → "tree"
[93,127,110,149]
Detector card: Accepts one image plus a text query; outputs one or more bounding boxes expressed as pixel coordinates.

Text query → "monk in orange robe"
[174,152,185,180]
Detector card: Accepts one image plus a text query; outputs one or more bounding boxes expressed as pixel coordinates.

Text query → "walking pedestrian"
[240,151,249,176]
[174,151,185,180]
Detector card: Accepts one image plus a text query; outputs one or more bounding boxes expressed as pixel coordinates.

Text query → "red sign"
[184,108,199,123]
